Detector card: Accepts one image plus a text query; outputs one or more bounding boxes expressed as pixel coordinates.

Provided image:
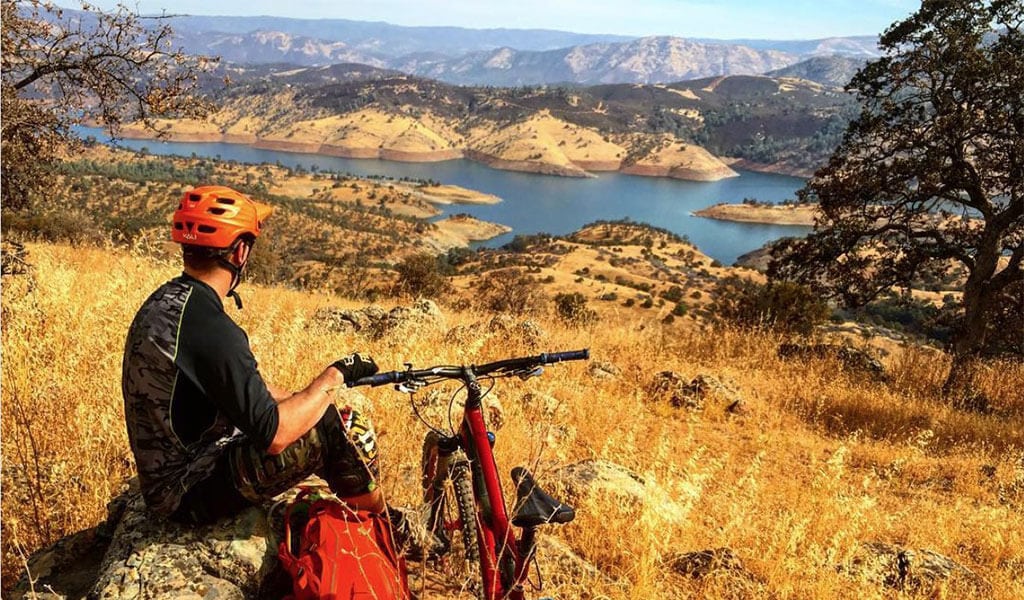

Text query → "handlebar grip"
[347,371,402,388]
[540,349,590,364]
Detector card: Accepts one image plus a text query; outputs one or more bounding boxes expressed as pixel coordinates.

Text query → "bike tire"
[421,433,486,600]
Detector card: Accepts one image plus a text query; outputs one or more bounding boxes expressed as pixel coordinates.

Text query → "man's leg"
[173,404,381,523]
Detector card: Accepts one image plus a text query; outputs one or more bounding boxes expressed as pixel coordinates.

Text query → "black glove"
[331,353,379,383]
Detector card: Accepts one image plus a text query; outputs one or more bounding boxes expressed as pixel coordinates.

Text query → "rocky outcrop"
[647,372,745,413]
[841,541,988,594]
[14,485,285,600]
[443,315,547,353]
[314,299,445,340]
[778,343,888,382]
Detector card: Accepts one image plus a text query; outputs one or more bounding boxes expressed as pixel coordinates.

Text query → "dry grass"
[3,242,1023,598]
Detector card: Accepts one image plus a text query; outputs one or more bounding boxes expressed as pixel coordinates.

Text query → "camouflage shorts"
[228,404,379,503]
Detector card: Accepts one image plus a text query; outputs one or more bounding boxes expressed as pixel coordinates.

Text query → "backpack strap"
[278,487,323,567]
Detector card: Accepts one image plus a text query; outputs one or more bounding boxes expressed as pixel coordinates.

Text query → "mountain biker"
[122,185,385,524]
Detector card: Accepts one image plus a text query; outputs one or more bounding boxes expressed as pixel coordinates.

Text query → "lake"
[91,132,810,265]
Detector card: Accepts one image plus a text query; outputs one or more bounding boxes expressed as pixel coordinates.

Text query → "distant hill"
[124,66,857,179]
[765,56,867,88]
[164,15,635,58]
[697,36,881,58]
[41,7,881,85]
[393,36,797,85]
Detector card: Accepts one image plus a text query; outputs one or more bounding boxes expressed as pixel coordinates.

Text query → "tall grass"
[3,243,1022,598]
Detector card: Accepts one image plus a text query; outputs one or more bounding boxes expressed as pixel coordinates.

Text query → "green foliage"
[475,268,542,315]
[394,252,451,298]
[770,0,1024,382]
[1,1,213,211]
[711,276,829,335]
[554,292,596,326]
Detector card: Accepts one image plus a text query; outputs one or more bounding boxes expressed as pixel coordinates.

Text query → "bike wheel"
[421,432,486,600]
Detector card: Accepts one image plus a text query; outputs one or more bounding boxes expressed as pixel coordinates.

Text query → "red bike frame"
[460,373,526,600]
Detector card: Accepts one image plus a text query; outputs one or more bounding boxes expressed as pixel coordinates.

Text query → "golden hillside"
[124,93,740,181]
[3,242,1022,598]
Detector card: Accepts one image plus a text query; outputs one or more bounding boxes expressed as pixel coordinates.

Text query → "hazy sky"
[83,0,920,39]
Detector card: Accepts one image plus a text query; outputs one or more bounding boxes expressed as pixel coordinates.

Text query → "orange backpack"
[278,489,410,600]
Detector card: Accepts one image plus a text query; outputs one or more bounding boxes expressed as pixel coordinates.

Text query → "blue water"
[91,132,810,264]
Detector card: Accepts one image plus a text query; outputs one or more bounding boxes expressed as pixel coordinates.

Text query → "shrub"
[554,292,597,326]
[394,252,451,298]
[661,285,683,303]
[672,302,687,317]
[711,276,829,335]
[476,269,542,315]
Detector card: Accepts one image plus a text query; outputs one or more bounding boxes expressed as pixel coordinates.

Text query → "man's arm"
[267,367,342,455]
[264,382,292,403]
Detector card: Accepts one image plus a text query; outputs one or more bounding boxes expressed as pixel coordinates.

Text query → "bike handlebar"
[346,349,590,388]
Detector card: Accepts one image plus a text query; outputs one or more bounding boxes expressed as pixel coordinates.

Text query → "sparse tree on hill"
[771,0,1024,402]
[1,0,215,210]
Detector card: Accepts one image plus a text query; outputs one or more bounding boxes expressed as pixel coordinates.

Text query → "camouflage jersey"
[122,274,279,516]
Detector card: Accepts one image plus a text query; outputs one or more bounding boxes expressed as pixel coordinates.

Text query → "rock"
[314,299,445,340]
[588,360,621,380]
[778,343,888,382]
[647,372,745,413]
[537,536,609,585]
[92,493,279,599]
[668,548,749,579]
[313,304,387,334]
[553,459,646,505]
[443,316,546,353]
[15,484,282,600]
[841,541,988,593]
[522,391,563,418]
[666,547,762,598]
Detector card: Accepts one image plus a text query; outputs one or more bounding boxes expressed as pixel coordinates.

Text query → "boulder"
[778,343,888,382]
[841,541,988,593]
[666,547,762,598]
[553,459,646,505]
[668,547,750,579]
[314,299,445,340]
[536,536,610,586]
[647,372,745,413]
[14,485,283,600]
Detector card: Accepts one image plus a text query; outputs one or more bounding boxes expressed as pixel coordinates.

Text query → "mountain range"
[48,7,878,87]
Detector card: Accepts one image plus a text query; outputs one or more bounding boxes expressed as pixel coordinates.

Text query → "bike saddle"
[510,467,575,528]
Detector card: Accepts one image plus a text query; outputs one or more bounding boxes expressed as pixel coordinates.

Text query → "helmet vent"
[189,194,202,202]
[197,225,216,234]
[208,207,227,215]
[215,197,236,205]
[173,222,184,230]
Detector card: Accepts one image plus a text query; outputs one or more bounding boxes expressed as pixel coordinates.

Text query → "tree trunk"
[942,258,996,411]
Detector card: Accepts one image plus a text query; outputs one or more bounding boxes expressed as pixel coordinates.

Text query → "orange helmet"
[171,186,274,249]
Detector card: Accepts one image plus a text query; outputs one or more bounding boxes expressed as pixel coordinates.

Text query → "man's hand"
[330,353,379,383]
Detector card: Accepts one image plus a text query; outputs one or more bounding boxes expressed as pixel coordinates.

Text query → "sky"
[82,0,921,39]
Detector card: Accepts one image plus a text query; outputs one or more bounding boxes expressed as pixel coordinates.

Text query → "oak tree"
[771,0,1023,400]
[1,1,215,210]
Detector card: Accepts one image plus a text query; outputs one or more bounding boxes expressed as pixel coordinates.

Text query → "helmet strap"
[218,239,250,310]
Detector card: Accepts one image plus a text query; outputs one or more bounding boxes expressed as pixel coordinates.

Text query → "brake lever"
[396,379,425,393]
[518,366,544,381]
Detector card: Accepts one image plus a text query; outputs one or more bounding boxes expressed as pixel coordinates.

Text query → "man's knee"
[227,404,381,502]
[320,404,380,497]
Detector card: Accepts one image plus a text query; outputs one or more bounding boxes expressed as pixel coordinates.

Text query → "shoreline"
[118,128,760,184]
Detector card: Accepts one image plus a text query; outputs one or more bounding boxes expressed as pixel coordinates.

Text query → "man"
[122,185,383,524]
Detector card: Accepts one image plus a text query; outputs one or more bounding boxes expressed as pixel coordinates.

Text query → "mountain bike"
[348,349,589,600]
